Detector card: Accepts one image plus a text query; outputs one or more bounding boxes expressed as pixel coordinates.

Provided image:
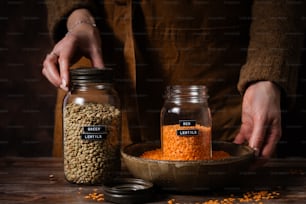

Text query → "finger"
[42,53,62,87]
[58,53,71,91]
[234,122,251,145]
[50,51,59,58]
[249,120,266,157]
[92,54,104,68]
[261,126,281,158]
[234,130,246,144]
[90,48,104,69]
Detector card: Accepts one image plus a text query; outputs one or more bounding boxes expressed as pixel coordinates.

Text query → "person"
[42,0,305,160]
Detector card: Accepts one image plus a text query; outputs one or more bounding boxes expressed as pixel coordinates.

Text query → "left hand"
[234,81,282,160]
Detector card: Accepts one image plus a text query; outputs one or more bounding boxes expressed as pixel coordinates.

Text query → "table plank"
[1,157,306,203]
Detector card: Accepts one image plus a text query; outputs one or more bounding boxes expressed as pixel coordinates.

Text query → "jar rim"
[164,85,209,99]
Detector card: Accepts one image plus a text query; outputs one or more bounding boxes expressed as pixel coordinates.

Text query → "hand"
[234,81,282,161]
[42,9,104,91]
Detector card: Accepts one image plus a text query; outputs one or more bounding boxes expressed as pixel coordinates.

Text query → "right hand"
[42,9,104,91]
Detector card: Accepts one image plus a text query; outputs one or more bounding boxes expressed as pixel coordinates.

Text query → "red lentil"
[82,188,104,202]
[141,148,230,161]
[84,192,104,202]
[162,124,212,160]
[167,191,280,204]
[141,124,230,161]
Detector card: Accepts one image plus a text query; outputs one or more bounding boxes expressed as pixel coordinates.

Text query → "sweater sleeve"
[45,0,100,43]
[237,0,306,98]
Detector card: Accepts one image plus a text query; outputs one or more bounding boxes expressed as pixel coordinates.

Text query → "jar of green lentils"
[63,67,121,185]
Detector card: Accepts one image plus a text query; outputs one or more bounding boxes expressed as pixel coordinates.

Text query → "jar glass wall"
[160,85,212,160]
[63,67,121,185]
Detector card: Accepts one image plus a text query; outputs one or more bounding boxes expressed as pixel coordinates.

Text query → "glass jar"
[63,67,121,184]
[160,85,212,160]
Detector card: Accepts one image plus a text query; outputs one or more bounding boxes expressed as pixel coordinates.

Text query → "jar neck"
[165,85,208,103]
[70,82,112,91]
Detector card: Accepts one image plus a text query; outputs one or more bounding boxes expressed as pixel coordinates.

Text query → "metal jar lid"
[102,178,154,204]
[70,67,113,83]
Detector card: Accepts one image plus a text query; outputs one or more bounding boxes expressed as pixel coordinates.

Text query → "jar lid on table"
[102,178,154,204]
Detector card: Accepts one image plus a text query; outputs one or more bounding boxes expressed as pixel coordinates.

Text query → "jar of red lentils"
[160,85,212,160]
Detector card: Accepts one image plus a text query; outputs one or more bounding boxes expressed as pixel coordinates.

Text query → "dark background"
[0,0,56,156]
[0,1,305,157]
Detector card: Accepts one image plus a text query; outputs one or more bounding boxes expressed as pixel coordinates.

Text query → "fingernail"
[60,79,68,91]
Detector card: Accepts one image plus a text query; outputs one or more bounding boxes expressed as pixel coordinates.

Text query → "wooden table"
[1,157,306,203]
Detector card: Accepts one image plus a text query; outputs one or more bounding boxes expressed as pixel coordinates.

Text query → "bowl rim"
[121,141,255,165]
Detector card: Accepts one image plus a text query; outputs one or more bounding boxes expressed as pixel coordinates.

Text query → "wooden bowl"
[121,141,254,191]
